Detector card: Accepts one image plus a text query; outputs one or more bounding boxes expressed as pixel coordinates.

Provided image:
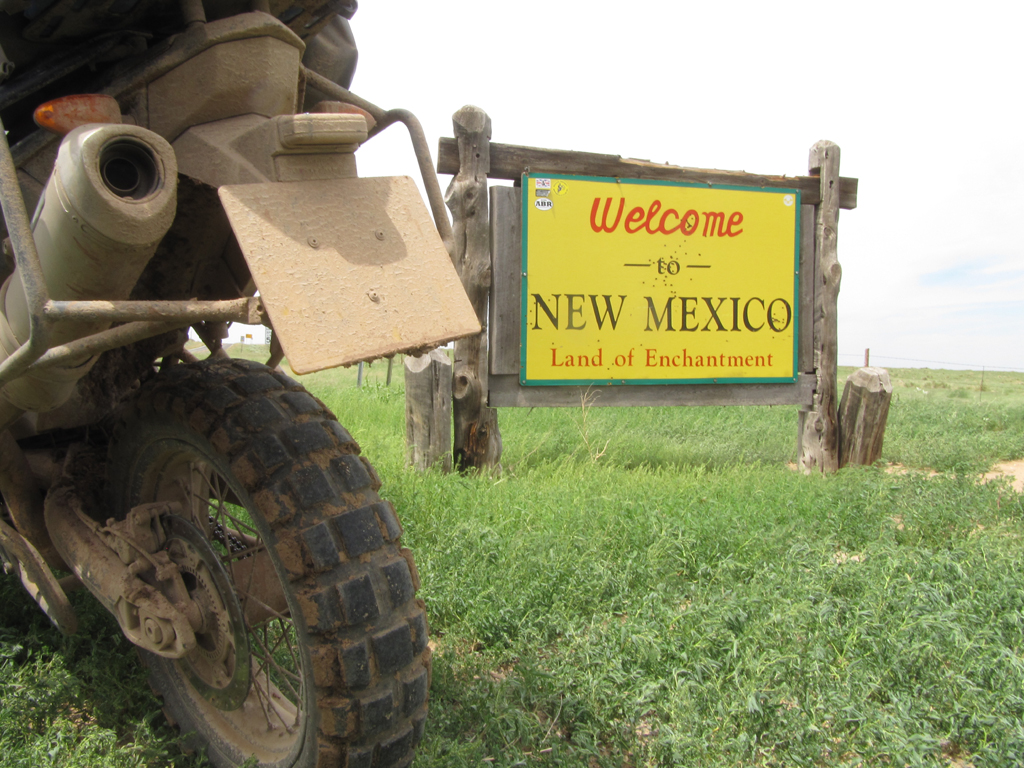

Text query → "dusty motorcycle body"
[0,3,477,766]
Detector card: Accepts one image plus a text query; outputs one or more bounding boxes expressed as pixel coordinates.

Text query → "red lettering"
[589,200,744,238]
[726,211,743,237]
[703,212,726,237]
[643,200,663,234]
[624,206,646,233]
[680,209,699,235]
[658,208,680,234]
[590,197,625,233]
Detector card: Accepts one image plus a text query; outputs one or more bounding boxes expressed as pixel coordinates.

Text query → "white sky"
[341,0,1023,372]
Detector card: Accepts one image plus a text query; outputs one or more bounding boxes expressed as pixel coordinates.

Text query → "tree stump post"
[445,105,502,472]
[404,350,453,472]
[798,141,843,474]
[838,367,892,468]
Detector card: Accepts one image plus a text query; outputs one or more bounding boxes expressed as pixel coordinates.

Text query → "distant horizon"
[347,0,1023,372]
[209,325,1022,374]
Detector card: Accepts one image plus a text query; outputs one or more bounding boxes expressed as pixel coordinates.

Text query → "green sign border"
[520,173,801,387]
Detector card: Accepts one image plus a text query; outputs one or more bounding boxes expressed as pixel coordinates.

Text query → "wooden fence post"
[404,350,453,472]
[798,141,842,473]
[838,366,892,468]
[445,105,502,471]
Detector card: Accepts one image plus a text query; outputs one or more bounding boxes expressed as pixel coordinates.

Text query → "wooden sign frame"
[488,185,816,407]
[436,131,856,472]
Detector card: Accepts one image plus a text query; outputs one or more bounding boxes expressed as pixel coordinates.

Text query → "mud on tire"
[107,359,429,768]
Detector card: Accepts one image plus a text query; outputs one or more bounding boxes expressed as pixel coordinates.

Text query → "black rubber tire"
[106,359,429,768]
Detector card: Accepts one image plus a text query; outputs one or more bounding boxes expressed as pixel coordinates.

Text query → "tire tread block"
[234,372,284,394]
[289,465,338,509]
[402,667,429,716]
[333,505,385,558]
[302,522,341,571]
[375,501,403,542]
[381,558,415,608]
[359,688,395,735]
[372,623,414,676]
[281,390,322,414]
[338,573,380,626]
[330,454,372,492]
[282,421,334,454]
[377,725,414,767]
[408,610,429,655]
[340,639,371,690]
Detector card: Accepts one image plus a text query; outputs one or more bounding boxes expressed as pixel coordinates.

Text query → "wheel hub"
[162,515,251,710]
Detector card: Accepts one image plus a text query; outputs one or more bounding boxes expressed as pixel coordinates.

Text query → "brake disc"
[161,515,251,710]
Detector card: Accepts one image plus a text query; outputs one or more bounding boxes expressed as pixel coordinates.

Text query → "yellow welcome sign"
[521,174,800,385]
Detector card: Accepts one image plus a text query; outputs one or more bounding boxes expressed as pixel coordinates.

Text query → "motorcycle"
[0,1,479,766]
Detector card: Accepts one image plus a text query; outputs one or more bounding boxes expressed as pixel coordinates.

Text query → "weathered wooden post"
[798,141,842,473]
[404,350,453,472]
[838,366,892,467]
[445,105,502,471]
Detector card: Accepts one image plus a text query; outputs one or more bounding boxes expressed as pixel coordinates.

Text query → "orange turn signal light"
[33,94,122,136]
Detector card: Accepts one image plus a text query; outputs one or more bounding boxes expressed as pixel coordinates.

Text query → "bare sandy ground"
[790,460,1024,494]
[983,459,1024,493]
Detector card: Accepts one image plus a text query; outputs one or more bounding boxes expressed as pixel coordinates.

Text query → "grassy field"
[2,351,1023,767]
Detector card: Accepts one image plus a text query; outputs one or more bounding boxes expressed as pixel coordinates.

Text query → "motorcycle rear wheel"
[107,359,429,768]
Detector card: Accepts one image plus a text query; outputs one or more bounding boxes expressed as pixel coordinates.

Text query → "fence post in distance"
[838,366,892,467]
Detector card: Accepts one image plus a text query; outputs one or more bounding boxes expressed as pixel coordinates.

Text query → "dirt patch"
[983,460,1024,493]
[883,463,941,478]
[831,551,866,564]
[790,460,1023,494]
[886,461,1023,493]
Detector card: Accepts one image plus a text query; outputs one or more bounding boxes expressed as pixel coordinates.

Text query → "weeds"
[572,388,609,463]
[2,362,1024,766]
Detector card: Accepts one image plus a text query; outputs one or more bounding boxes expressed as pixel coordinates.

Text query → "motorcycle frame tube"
[0,120,266,392]
[301,68,457,259]
[0,19,452,393]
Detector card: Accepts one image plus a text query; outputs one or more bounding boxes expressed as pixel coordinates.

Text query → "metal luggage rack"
[0,64,453,391]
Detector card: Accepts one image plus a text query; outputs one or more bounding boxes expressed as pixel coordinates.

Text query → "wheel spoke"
[251,624,303,699]
[250,632,300,731]
[191,459,304,728]
[171,457,304,731]
[249,661,286,731]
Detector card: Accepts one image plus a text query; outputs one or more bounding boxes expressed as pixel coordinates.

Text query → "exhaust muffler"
[0,123,177,413]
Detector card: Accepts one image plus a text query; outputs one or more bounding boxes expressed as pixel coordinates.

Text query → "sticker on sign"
[534,198,553,211]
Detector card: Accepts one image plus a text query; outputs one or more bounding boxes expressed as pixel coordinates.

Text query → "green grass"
[3,354,1024,766]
